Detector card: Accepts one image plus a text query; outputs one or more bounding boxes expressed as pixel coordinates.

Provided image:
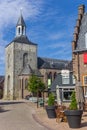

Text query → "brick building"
[72,5,87,99]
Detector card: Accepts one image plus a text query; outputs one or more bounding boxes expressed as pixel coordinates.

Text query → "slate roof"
[6,36,37,47]
[50,72,75,92]
[19,64,42,77]
[12,36,37,45]
[19,64,33,75]
[38,57,72,70]
[0,76,4,89]
[73,13,87,52]
[33,69,43,77]
[16,14,26,27]
[0,76,4,84]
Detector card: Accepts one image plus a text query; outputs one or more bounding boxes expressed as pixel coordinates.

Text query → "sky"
[0,0,87,75]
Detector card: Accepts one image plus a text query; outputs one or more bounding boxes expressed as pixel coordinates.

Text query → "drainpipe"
[77,52,80,81]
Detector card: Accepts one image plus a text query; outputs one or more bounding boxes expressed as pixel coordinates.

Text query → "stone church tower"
[4,14,37,99]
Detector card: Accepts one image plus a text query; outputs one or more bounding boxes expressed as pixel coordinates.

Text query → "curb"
[32,113,54,130]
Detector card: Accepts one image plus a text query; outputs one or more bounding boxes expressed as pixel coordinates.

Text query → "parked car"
[29,97,37,103]
[25,95,32,100]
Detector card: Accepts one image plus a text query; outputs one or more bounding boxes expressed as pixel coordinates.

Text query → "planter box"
[64,110,83,128]
[46,106,56,118]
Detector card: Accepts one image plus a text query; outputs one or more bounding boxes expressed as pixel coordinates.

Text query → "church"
[4,14,71,100]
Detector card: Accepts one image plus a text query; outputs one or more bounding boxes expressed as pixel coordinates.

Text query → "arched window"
[7,75,10,97]
[25,79,28,89]
[54,72,57,79]
[47,72,52,87]
[18,27,20,35]
[23,53,28,67]
[22,26,25,35]
[8,54,10,68]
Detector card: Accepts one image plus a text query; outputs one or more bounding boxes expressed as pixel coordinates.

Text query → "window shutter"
[83,53,87,64]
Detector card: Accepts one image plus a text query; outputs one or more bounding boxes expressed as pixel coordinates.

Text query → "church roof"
[12,36,37,45]
[38,57,72,70]
[33,69,43,77]
[6,36,37,47]
[19,64,42,77]
[16,14,26,27]
[0,76,4,84]
[19,64,33,75]
[73,13,87,53]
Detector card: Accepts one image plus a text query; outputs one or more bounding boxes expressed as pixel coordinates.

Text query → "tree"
[48,93,55,106]
[69,91,78,110]
[28,75,45,95]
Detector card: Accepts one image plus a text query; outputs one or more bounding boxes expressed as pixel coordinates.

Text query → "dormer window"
[61,70,70,84]
[85,32,87,48]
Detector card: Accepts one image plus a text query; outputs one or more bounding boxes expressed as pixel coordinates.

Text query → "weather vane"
[20,7,23,15]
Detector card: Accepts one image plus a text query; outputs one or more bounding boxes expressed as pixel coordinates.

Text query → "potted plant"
[64,91,83,128]
[45,93,56,118]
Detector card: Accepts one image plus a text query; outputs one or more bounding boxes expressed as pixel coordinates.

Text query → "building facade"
[50,70,75,104]
[4,15,37,99]
[72,5,87,99]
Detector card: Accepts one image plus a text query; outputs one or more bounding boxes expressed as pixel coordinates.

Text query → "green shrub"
[48,93,55,106]
[69,91,78,110]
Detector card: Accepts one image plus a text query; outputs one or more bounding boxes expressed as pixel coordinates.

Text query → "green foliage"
[28,75,45,93]
[69,91,78,110]
[48,93,55,106]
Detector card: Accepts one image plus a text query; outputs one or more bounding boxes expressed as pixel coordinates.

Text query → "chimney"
[78,5,85,16]
[76,19,81,27]
[72,41,76,50]
[74,26,79,34]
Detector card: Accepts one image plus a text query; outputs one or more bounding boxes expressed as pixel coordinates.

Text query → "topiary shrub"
[69,91,78,110]
[48,93,55,106]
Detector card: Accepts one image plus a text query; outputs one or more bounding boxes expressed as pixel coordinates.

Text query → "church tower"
[4,14,37,99]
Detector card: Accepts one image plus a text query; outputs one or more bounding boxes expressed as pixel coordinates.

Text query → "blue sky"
[0,0,87,75]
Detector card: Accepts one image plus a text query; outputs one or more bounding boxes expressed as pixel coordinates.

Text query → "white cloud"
[0,0,43,30]
[0,0,44,74]
[0,45,5,64]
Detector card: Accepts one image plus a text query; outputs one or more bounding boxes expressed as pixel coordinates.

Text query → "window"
[62,89,74,101]
[25,79,28,89]
[84,87,87,97]
[23,53,28,67]
[8,54,10,68]
[54,72,57,79]
[62,75,69,84]
[18,27,20,35]
[7,75,10,98]
[85,33,87,48]
[72,75,76,84]
[83,75,87,86]
[47,72,52,88]
[61,70,70,84]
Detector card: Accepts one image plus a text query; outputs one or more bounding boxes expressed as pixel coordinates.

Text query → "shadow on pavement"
[0,101,24,105]
[81,122,87,127]
[0,107,10,113]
